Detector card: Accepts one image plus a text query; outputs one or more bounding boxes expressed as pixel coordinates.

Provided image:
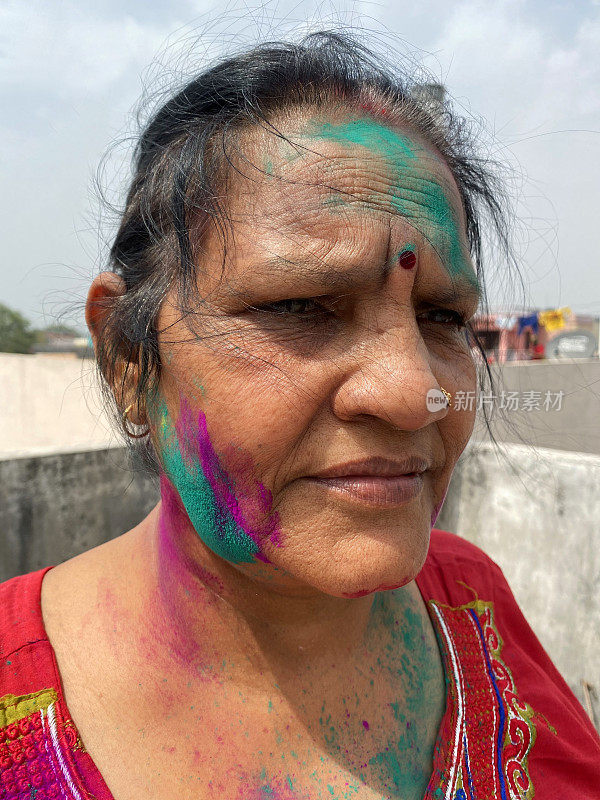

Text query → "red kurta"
[1,529,599,799]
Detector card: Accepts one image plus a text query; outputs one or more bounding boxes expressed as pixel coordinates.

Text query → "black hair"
[94,29,517,471]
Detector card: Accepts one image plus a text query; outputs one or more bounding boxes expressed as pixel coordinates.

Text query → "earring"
[439,387,452,409]
[122,403,150,439]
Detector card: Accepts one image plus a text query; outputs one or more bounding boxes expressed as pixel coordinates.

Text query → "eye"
[419,308,468,328]
[253,298,332,316]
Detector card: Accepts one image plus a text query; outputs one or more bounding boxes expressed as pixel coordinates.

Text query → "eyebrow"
[257,255,482,306]
[259,255,368,290]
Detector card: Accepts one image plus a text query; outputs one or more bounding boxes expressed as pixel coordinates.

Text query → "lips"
[307,456,430,507]
[311,455,431,480]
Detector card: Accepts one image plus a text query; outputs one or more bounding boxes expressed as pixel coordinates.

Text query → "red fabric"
[0,566,114,800]
[1,529,599,799]
[416,530,600,798]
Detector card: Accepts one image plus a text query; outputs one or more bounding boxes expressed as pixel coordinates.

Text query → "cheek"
[445,403,476,451]
[188,345,331,466]
[433,346,477,449]
[149,390,284,565]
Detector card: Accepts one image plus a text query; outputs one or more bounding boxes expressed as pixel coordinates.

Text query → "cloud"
[424,0,600,131]
[1,0,599,320]
[0,1,177,98]
[411,0,600,311]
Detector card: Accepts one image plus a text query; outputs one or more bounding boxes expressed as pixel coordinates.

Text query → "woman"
[1,32,598,800]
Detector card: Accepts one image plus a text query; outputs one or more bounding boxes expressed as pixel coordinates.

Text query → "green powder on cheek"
[151,396,259,564]
[191,375,205,396]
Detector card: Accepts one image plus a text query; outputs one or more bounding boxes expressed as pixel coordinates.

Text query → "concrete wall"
[0,446,158,580]
[0,441,598,728]
[437,440,600,727]
[0,353,115,457]
[471,358,600,455]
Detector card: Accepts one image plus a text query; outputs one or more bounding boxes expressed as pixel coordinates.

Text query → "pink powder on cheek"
[174,395,283,558]
[218,439,283,551]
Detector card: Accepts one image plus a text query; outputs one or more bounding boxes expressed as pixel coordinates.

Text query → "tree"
[0,303,36,354]
[39,323,82,338]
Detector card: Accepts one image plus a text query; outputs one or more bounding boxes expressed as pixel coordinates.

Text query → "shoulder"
[0,570,105,800]
[0,568,58,698]
[0,568,52,656]
[426,527,495,563]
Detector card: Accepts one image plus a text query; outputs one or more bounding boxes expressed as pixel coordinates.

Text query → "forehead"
[221,111,477,290]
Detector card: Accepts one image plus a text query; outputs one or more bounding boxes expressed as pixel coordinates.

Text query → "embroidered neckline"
[422,592,542,799]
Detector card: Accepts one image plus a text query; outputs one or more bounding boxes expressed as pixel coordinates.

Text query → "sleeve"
[423,530,600,797]
[485,558,600,796]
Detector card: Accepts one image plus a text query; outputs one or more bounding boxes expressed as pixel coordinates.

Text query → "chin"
[330,548,427,598]
[268,528,431,599]
[263,494,433,596]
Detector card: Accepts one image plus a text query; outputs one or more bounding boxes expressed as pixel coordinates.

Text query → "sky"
[1,0,599,331]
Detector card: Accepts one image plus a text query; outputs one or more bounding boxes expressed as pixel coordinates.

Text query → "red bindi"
[398,249,417,269]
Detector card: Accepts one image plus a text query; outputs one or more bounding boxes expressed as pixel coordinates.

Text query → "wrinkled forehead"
[227,112,474,285]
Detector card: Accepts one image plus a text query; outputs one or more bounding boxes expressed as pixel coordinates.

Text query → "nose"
[331,323,449,431]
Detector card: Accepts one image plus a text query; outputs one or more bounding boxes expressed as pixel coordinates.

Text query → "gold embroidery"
[0,689,58,727]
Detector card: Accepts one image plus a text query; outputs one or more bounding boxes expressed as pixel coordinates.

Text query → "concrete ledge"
[0,446,159,581]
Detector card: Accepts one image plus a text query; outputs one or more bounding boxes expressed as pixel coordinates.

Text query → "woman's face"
[149,109,480,598]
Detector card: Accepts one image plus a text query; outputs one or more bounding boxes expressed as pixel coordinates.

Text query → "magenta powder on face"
[156,393,282,564]
[176,398,254,543]
[179,396,282,556]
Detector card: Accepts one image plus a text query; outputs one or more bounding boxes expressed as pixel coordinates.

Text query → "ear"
[85,271,145,424]
[86,271,125,348]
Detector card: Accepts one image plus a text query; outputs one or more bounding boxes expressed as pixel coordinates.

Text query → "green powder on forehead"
[302,118,477,287]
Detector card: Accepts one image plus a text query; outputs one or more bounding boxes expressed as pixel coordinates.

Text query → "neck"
[137,482,404,694]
